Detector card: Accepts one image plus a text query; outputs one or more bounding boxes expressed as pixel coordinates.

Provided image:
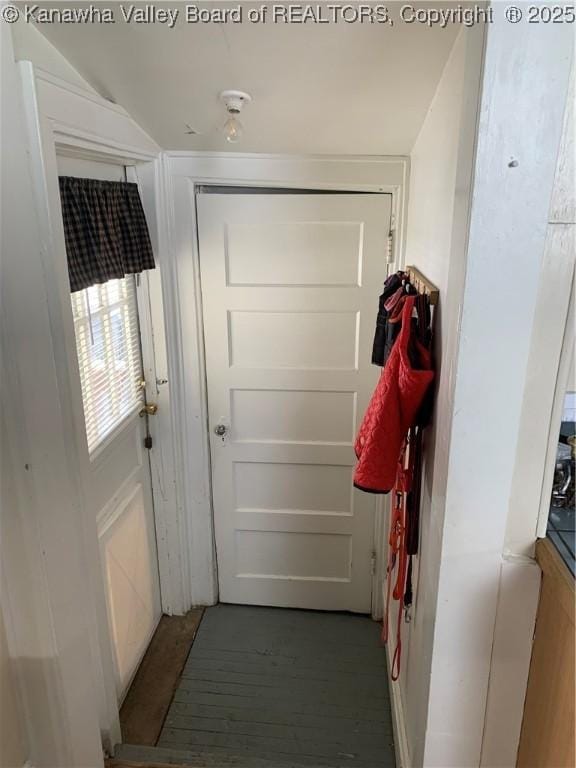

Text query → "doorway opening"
[57,155,162,705]
[111,183,398,765]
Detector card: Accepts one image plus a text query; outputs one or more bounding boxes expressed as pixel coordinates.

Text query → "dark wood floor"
[152,604,396,767]
[120,609,204,746]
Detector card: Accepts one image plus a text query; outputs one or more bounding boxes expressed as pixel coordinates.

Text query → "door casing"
[162,152,411,619]
[17,63,172,753]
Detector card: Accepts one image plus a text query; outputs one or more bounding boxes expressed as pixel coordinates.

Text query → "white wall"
[400,27,484,767]
[505,62,575,556]
[0,591,27,768]
[481,62,574,767]
[398,18,573,767]
[11,20,98,92]
[1,395,29,768]
[422,13,573,768]
[1,23,104,767]
[480,39,573,768]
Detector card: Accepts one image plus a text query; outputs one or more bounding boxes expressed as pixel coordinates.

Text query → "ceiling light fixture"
[220,90,252,144]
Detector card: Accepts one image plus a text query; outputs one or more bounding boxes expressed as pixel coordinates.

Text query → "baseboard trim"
[386,645,411,768]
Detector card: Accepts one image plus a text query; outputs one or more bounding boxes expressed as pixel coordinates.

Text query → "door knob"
[139,403,158,417]
[214,424,228,436]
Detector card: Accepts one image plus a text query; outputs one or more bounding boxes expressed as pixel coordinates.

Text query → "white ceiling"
[31,2,462,154]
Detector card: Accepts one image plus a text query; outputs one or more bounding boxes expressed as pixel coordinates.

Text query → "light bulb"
[223,114,244,143]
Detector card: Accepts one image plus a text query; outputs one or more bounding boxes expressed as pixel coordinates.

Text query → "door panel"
[100,482,158,699]
[225,219,363,286]
[57,156,161,701]
[228,309,359,369]
[231,388,356,443]
[198,193,391,612]
[94,399,160,701]
[92,407,160,699]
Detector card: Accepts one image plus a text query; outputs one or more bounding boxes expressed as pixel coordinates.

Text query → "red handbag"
[354,294,434,493]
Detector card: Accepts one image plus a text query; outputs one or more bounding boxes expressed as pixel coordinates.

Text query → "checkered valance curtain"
[59,176,155,293]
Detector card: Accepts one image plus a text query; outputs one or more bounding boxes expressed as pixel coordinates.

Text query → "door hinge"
[144,434,153,450]
[387,230,394,264]
[370,549,377,575]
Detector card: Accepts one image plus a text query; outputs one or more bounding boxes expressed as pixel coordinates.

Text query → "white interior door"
[198,191,392,613]
[57,156,162,701]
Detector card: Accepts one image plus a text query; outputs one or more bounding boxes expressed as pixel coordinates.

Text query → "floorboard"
[107,761,188,768]
[120,609,204,746]
[154,604,395,767]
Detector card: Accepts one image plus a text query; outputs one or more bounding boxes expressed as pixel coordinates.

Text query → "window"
[71,276,144,453]
[546,354,575,577]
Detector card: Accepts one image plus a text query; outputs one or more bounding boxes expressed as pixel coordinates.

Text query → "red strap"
[382,492,403,644]
[382,439,414,680]
[390,587,403,681]
[392,497,407,601]
[382,548,394,645]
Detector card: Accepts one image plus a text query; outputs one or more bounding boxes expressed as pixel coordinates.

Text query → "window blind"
[71,276,144,453]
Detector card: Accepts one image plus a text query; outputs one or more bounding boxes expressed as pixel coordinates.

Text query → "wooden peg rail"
[404,265,439,306]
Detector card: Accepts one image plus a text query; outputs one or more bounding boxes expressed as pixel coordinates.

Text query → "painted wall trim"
[166,150,410,161]
[52,121,158,163]
[33,66,131,115]
[157,167,220,608]
[34,66,159,151]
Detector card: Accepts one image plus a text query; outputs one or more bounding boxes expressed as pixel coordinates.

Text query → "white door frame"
[16,63,178,750]
[161,152,410,614]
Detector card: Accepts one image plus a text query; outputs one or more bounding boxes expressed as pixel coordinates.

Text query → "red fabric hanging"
[382,440,415,680]
[353,295,434,494]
